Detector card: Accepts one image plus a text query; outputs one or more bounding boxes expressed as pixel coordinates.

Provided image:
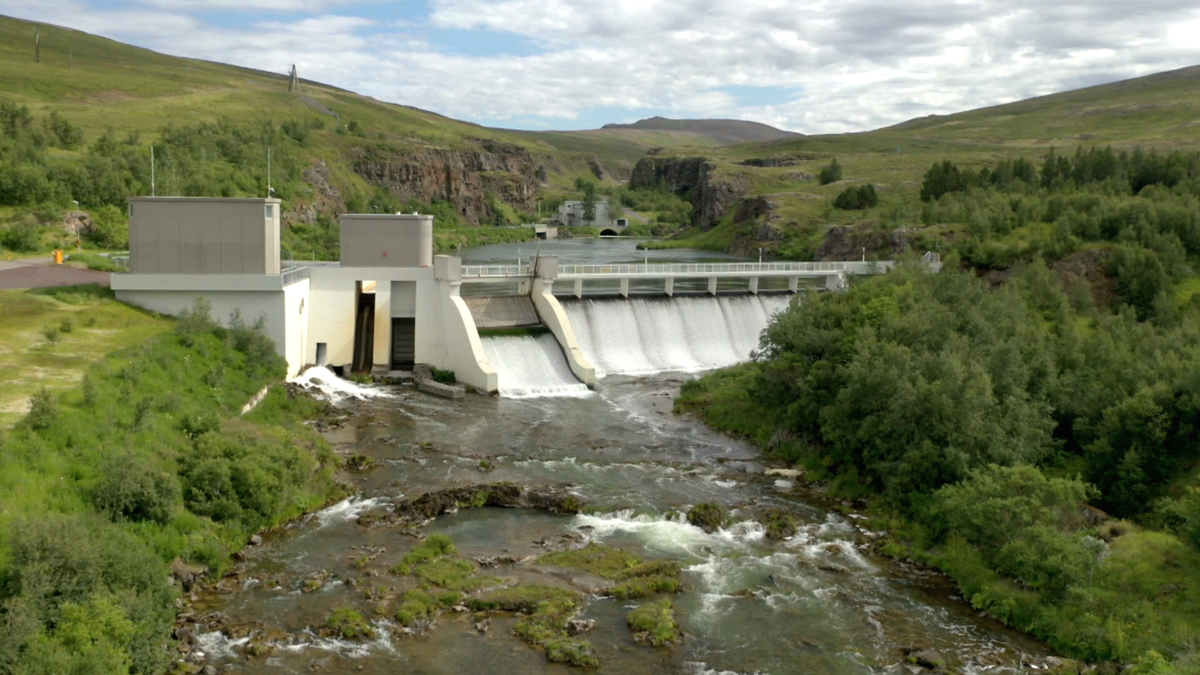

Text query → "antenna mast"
[267,147,273,197]
[150,146,156,197]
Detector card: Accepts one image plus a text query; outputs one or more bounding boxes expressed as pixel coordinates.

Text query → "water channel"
[191,240,1049,675]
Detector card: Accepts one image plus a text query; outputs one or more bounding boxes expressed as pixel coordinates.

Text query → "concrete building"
[111,198,498,392]
[552,200,628,234]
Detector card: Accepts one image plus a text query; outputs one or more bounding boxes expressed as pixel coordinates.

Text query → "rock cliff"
[814,222,911,261]
[630,156,749,229]
[349,139,539,225]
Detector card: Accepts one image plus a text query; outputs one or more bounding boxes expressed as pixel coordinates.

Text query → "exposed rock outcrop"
[350,138,539,225]
[283,160,346,225]
[814,222,911,261]
[630,156,748,229]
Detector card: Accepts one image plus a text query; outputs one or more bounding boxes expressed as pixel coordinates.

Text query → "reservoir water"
[193,240,1049,674]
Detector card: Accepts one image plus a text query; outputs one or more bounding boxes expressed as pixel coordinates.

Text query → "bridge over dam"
[459,254,942,397]
[461,256,941,297]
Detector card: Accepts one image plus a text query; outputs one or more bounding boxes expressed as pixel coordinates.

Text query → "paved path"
[0,257,110,290]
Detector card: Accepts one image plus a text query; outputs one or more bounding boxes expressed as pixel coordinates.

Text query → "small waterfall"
[482,334,592,398]
[564,294,793,377]
[289,366,391,402]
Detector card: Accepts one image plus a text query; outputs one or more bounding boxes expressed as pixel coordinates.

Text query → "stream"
[184,241,1051,675]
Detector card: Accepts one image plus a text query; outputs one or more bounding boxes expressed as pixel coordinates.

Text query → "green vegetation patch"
[627,598,680,646]
[0,298,339,674]
[468,585,598,668]
[0,286,169,428]
[324,608,376,640]
[686,503,727,532]
[538,542,641,578]
[392,533,456,574]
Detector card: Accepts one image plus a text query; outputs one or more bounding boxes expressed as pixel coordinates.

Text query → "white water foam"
[313,496,383,528]
[563,294,793,377]
[289,366,391,403]
[482,334,592,398]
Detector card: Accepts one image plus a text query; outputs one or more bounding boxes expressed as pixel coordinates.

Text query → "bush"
[833,184,879,210]
[86,205,129,249]
[1,222,42,253]
[0,515,176,675]
[93,458,178,524]
[818,158,843,185]
[24,388,57,431]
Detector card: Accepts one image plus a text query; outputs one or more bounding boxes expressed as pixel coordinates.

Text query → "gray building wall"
[128,198,281,275]
[340,215,434,268]
[554,200,625,229]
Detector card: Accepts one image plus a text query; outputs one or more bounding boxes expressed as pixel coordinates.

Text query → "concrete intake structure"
[112,199,498,392]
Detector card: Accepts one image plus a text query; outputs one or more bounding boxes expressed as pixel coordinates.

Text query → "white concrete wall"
[531,279,596,386]
[282,280,310,377]
[113,288,302,376]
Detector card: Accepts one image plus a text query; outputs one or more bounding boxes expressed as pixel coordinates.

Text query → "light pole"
[759,247,763,263]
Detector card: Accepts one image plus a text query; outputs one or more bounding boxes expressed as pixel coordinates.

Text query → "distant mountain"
[600,116,802,144]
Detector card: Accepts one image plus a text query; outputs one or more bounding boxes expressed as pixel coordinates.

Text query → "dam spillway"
[481,333,593,398]
[563,294,793,377]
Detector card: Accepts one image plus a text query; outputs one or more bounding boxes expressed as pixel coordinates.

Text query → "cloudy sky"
[6,0,1200,133]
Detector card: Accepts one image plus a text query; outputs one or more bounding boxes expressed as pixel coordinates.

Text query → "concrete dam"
[109,197,936,395]
[479,294,793,397]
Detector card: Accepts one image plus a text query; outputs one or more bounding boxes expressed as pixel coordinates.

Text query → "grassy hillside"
[0,16,529,150]
[641,65,1200,259]
[0,286,169,427]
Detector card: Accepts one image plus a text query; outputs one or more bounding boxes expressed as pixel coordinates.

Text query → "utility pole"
[35,28,40,64]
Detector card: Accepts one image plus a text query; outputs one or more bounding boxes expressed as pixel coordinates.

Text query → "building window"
[265,204,275,219]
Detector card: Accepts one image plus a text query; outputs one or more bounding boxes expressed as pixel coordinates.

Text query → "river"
[188,240,1049,675]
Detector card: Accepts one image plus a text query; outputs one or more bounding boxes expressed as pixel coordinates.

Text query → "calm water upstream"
[191,241,1049,675]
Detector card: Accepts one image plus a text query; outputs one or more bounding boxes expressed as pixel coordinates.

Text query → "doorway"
[391,318,415,369]
[352,281,376,372]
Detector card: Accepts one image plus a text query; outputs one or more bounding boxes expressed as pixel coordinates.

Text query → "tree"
[580,181,597,226]
[818,158,843,185]
[833,184,879,211]
[920,160,968,201]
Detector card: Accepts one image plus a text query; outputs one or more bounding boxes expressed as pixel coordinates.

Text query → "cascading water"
[289,366,391,403]
[482,334,592,398]
[564,294,793,377]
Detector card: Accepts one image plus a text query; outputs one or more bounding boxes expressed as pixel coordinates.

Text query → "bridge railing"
[557,262,851,276]
[462,264,532,278]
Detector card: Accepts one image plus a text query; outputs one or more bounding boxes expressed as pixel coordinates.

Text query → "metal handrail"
[462,264,532,278]
[558,262,853,275]
[281,266,310,286]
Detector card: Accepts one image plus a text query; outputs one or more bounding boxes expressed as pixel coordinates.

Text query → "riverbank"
[0,298,344,674]
[674,266,1200,672]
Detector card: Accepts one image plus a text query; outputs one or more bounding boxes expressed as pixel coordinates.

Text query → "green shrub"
[93,458,178,525]
[41,325,59,343]
[1,222,42,252]
[24,388,57,431]
[818,158,843,185]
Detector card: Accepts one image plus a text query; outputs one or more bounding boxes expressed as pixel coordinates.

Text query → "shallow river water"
[190,241,1050,675]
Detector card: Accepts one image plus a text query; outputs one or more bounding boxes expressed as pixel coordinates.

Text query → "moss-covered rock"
[538,543,640,578]
[687,503,727,532]
[323,608,375,640]
[762,509,798,539]
[627,598,679,646]
[468,585,599,668]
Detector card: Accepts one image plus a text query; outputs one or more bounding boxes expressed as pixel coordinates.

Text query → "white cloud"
[5,0,1199,133]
